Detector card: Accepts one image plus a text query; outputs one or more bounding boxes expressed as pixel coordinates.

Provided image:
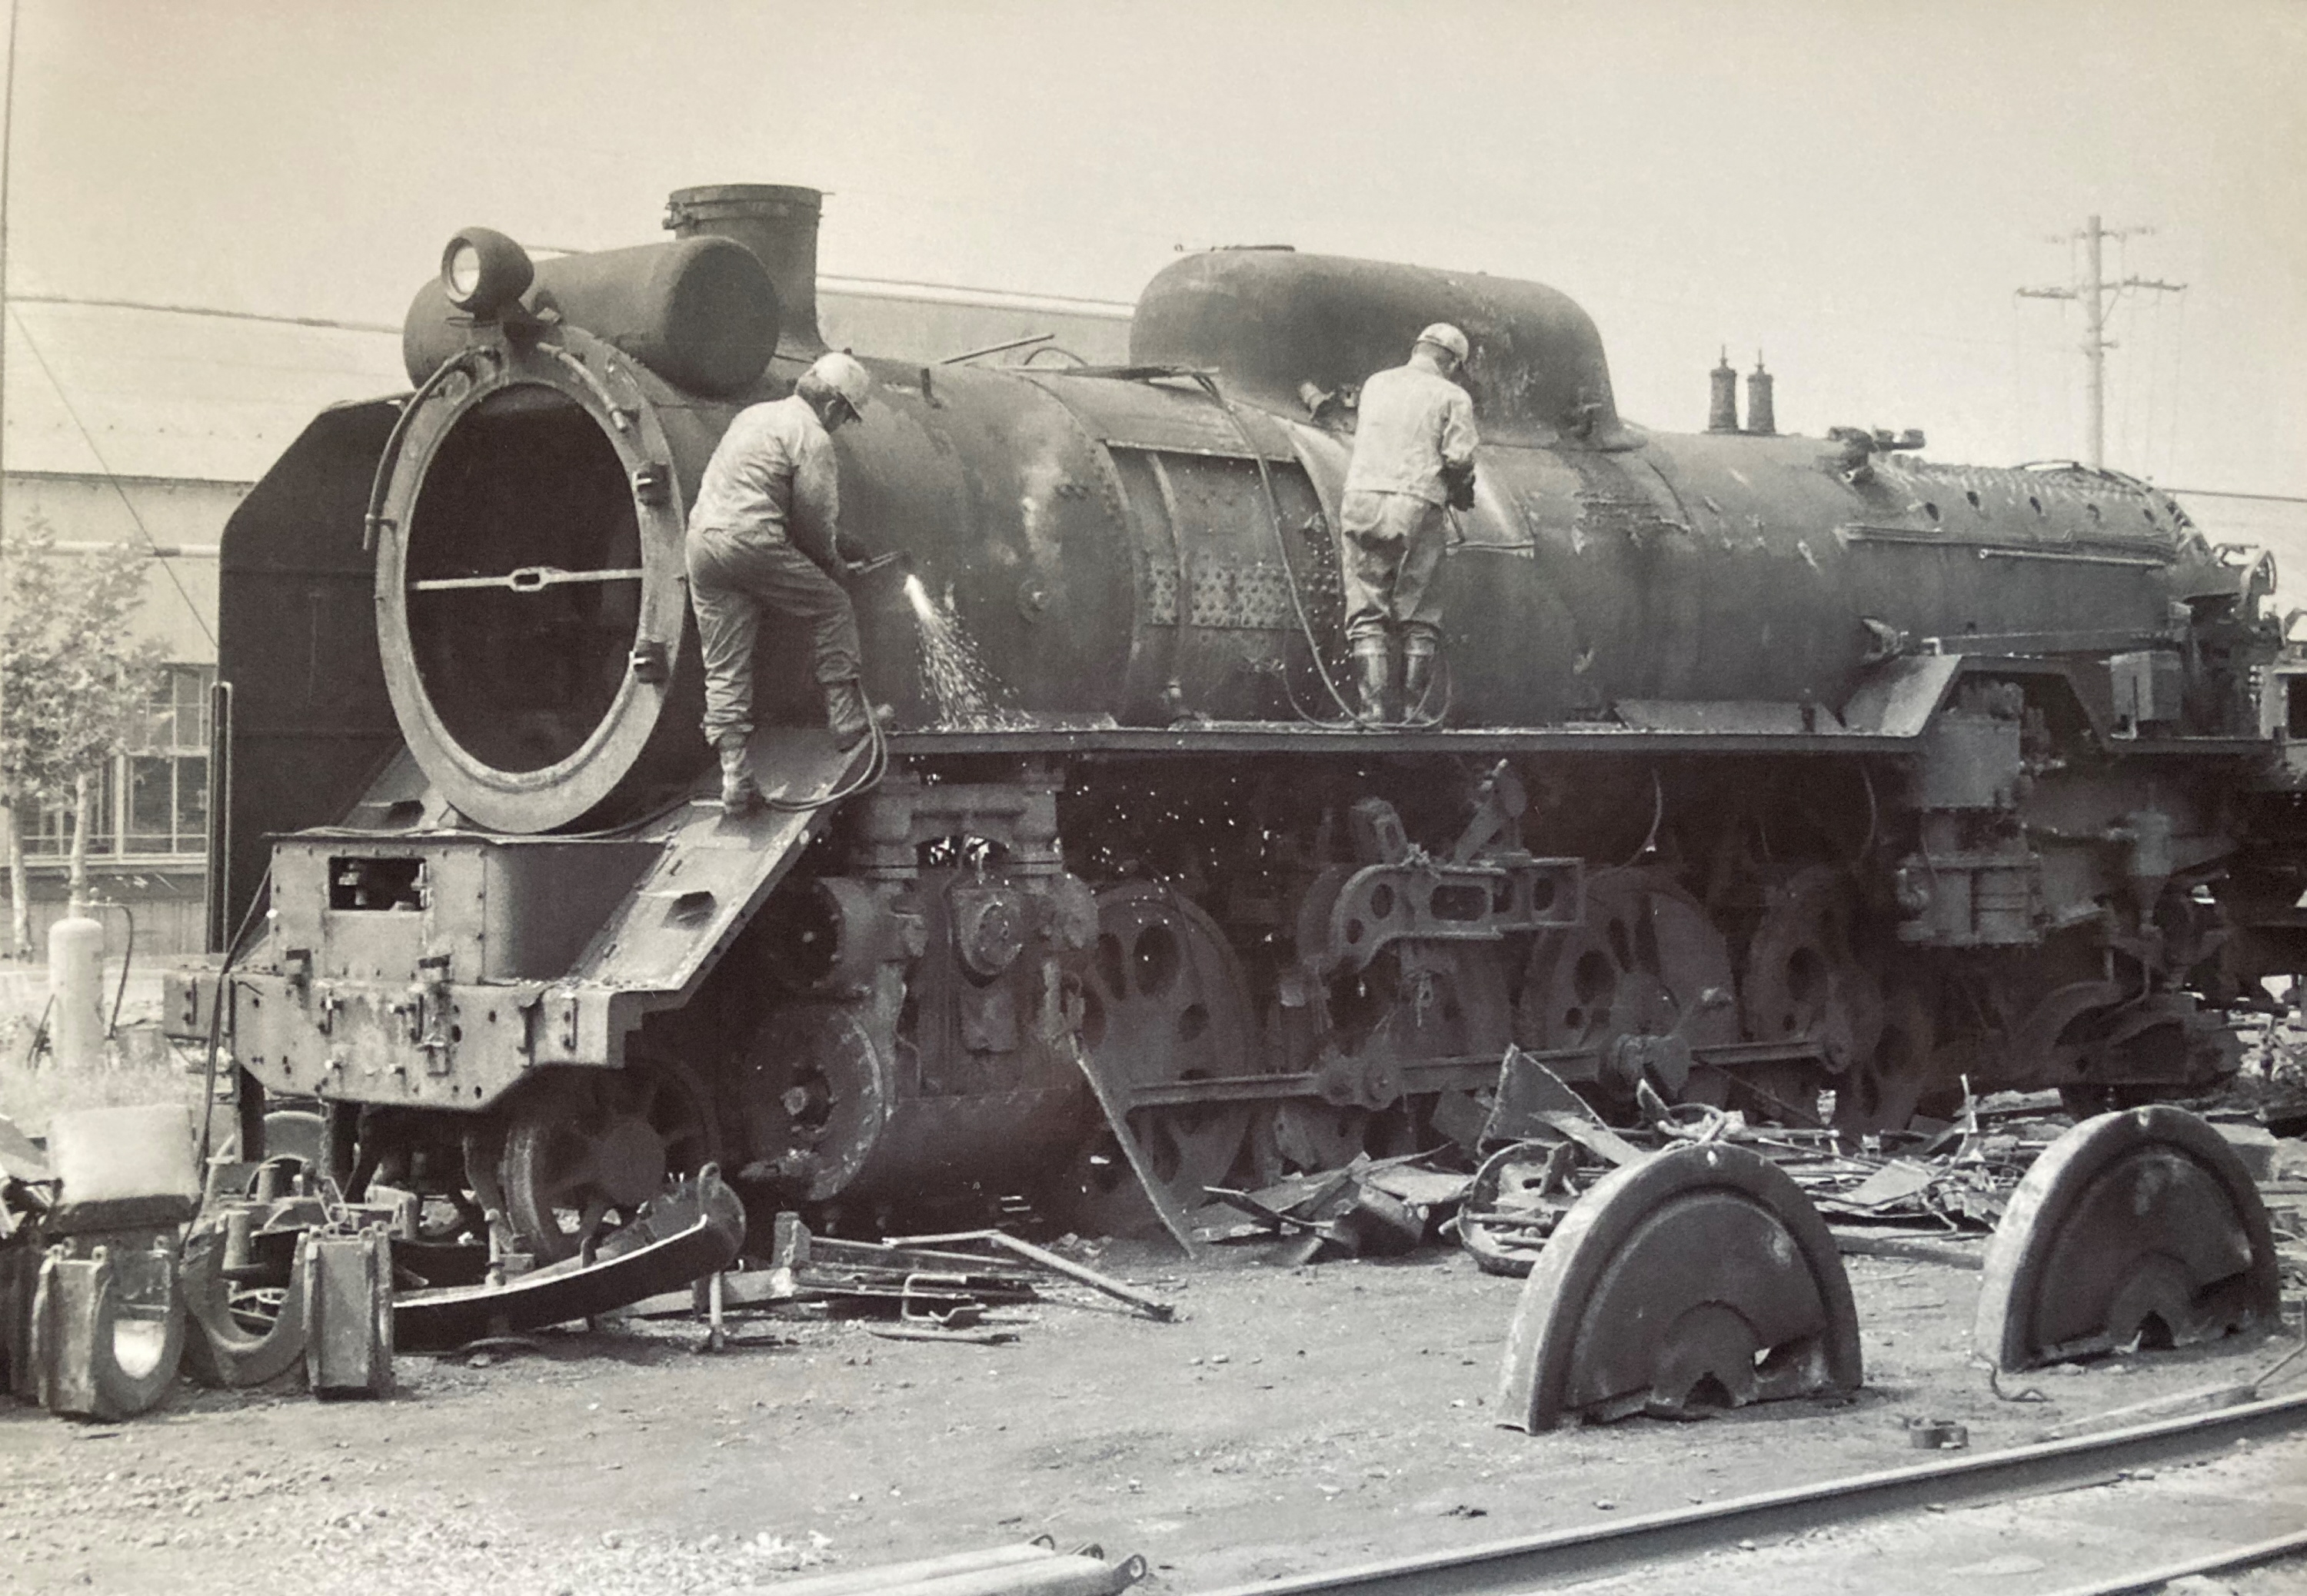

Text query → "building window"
[22,663,212,861]
[24,763,116,858]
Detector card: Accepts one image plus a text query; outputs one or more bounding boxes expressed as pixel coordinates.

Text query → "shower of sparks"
[905,573,1029,729]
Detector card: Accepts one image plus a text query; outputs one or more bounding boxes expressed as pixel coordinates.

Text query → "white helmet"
[803,351,874,417]
[1415,323,1470,364]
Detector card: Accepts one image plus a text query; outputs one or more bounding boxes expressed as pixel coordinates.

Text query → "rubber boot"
[716,735,764,815]
[1350,637,1394,724]
[824,678,876,753]
[1402,637,1439,725]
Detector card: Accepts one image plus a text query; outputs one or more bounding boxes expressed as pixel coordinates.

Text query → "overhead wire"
[8,292,398,336]
[8,304,216,648]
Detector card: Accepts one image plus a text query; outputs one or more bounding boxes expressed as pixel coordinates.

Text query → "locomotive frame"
[168,181,2307,1258]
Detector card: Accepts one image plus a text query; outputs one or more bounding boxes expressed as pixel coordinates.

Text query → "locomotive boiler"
[171,181,2307,1257]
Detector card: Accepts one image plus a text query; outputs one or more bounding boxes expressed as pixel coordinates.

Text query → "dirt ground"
[5,1231,2305,1596]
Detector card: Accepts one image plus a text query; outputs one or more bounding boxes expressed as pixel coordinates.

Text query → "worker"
[685,350,880,813]
[1337,323,1478,723]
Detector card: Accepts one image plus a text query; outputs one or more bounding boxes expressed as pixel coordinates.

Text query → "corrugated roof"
[4,301,407,483]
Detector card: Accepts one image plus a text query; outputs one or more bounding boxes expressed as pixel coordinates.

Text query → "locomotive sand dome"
[173,179,2307,1268]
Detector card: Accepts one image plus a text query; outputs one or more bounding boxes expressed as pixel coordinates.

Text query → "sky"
[9,0,2305,502]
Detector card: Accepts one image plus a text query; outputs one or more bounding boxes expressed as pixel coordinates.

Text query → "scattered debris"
[1484,1047,1644,1163]
[1826,1231,1989,1271]
[1904,1417,1969,1449]
[0,1112,51,1183]
[867,1325,1020,1347]
[623,1215,1176,1346]
[1454,1140,1596,1278]
[1203,1152,1471,1264]
[395,1168,745,1354]
[2206,1117,2307,1182]
[886,1228,1177,1322]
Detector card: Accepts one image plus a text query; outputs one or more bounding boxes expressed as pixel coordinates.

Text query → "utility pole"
[0,0,18,958]
[2018,214,2184,469]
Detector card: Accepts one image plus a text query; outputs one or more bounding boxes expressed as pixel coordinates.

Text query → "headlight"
[438,227,534,318]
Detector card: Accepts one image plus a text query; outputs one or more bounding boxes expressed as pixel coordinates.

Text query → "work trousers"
[686,526,861,746]
[1337,490,1447,644]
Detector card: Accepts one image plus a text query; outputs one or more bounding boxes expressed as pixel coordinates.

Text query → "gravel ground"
[4,1236,2304,1595]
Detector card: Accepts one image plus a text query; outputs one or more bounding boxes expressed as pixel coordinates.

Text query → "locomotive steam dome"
[374,225,783,833]
[1130,250,1633,447]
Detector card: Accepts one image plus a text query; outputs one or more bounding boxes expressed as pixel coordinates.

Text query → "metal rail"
[2042,1528,2307,1596]
[1189,1388,2307,1596]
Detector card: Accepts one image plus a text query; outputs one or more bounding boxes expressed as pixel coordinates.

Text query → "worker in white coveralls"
[1338,323,1479,723]
[685,351,879,813]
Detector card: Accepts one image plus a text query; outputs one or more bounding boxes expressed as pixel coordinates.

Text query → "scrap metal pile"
[0,1095,1178,1420]
[1183,1044,2292,1428]
[0,1099,753,1419]
[618,1219,1175,1351]
[1195,1044,2069,1275]
[0,1032,2295,1440]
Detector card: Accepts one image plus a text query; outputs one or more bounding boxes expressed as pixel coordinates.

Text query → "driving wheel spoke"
[1067,884,1260,1232]
[497,1059,723,1262]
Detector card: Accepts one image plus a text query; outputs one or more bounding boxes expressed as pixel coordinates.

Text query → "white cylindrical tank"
[47,912,105,1069]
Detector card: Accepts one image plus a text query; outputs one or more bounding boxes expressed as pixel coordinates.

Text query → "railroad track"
[1192,1387,2307,1596]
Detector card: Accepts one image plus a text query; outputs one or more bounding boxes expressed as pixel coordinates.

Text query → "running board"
[571,723,877,1006]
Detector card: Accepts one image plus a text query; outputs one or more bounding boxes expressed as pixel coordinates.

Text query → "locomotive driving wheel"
[1270,943,1514,1175]
[1516,866,1739,1104]
[1833,976,1942,1132]
[495,1058,722,1263]
[1066,884,1262,1234]
[1739,864,1884,1124]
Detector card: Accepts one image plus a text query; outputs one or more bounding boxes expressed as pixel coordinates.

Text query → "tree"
[0,521,166,956]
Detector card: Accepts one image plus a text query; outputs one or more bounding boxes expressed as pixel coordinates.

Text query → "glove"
[1441,460,1476,511]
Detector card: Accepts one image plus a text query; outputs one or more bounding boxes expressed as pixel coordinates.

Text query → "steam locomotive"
[168,182,2307,1255]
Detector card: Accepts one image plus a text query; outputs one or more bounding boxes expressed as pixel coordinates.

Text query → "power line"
[2016,214,2184,469]
[7,292,397,336]
[6,304,215,650]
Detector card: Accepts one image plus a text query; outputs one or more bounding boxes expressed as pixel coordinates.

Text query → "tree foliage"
[2,522,167,944]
